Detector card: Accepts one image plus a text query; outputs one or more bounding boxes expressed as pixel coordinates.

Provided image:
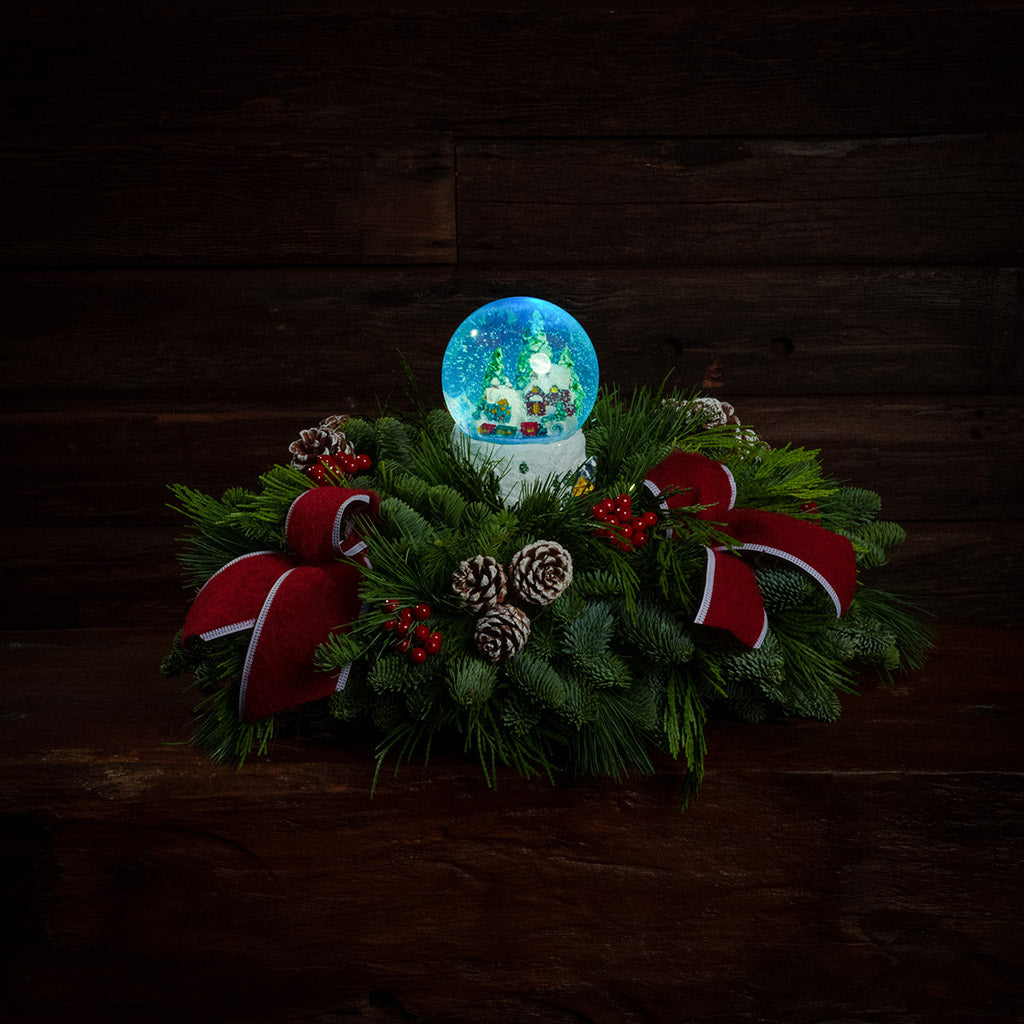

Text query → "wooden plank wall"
[2,2,1022,631]
[2,7,1023,1024]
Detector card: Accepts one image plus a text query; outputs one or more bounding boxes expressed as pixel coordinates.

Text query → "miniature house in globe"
[442,297,599,504]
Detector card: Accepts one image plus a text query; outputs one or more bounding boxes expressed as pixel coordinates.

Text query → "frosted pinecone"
[288,423,355,470]
[692,397,741,428]
[508,540,573,606]
[452,555,507,612]
[475,605,531,662]
[319,413,351,432]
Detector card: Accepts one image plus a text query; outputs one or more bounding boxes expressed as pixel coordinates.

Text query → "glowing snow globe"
[442,296,598,504]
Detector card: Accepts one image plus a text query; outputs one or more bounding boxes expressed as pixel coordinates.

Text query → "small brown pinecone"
[475,605,531,662]
[288,424,354,469]
[452,555,507,612]
[508,540,573,605]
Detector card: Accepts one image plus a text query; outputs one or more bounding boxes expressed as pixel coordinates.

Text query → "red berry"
[413,623,430,641]
[641,510,658,528]
[356,453,372,471]
[394,638,410,653]
[413,603,431,620]
[343,455,359,474]
[382,619,397,632]
[383,599,400,613]
[395,619,411,636]
[426,631,443,653]
[618,521,634,539]
[633,530,649,549]
[598,498,615,516]
[409,646,428,664]
[616,539,632,553]
[398,607,413,624]
[591,502,604,519]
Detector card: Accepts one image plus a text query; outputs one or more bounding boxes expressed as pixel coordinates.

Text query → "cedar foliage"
[163,388,933,806]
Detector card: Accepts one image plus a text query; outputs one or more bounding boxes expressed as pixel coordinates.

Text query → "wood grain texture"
[1,625,1021,1024]
[0,136,455,267]
[3,2,1023,137]
[3,267,1020,400]
[2,3,1021,1021]
[456,134,1024,266]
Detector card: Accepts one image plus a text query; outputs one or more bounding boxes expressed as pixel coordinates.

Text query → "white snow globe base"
[452,426,588,507]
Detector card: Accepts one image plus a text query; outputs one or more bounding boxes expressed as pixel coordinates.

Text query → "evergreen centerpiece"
[164,340,931,806]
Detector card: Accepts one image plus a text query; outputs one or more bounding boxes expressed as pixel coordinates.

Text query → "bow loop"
[644,452,856,648]
[643,451,736,519]
[285,486,380,564]
[182,486,379,721]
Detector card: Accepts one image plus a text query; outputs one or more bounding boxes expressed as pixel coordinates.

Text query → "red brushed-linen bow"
[643,452,856,648]
[182,486,380,721]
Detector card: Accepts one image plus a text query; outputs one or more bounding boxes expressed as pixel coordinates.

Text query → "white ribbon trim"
[238,567,297,720]
[200,618,256,642]
[695,546,769,649]
[192,550,281,642]
[336,662,353,692]
[720,463,737,511]
[716,541,843,617]
[694,547,716,626]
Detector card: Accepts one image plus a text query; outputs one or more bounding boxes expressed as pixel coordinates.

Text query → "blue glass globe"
[442,297,598,445]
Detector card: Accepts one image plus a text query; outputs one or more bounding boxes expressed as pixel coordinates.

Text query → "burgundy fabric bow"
[643,452,856,648]
[182,486,380,721]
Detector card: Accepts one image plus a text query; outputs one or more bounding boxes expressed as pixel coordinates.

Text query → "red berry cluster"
[380,600,443,664]
[590,493,659,553]
[308,451,373,485]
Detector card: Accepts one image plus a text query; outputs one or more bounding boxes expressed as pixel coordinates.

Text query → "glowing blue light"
[442,297,599,445]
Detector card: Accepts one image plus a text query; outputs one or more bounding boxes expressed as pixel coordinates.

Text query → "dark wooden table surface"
[2,622,1020,1024]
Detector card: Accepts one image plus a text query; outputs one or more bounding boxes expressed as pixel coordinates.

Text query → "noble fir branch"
[818,486,883,530]
[620,597,696,665]
[847,519,907,569]
[380,495,435,544]
[426,484,470,532]
[754,561,816,613]
[505,652,570,711]
[447,655,499,707]
[374,416,420,474]
[338,417,376,458]
[561,600,616,664]
[770,628,855,721]
[847,587,935,677]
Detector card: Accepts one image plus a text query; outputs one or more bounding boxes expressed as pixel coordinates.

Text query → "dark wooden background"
[2,4,1022,1022]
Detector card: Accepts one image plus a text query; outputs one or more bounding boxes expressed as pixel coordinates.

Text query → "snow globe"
[442,296,598,504]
